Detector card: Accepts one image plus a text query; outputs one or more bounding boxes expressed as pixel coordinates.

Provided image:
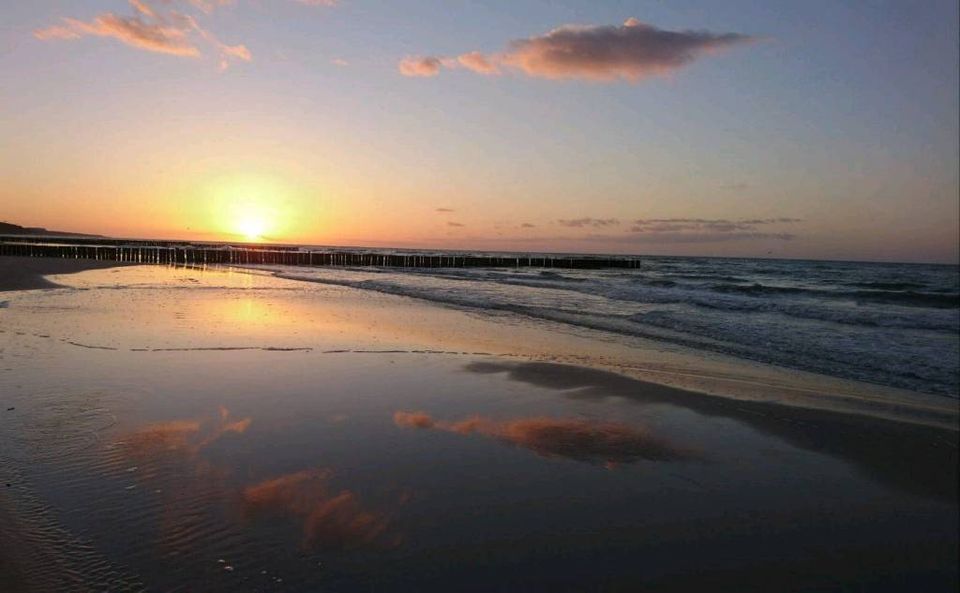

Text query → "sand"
[0,261,957,591]
[0,256,132,292]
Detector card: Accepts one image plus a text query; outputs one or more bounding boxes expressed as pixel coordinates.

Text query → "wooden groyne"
[0,237,641,269]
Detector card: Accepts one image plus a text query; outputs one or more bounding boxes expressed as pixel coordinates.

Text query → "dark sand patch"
[0,256,133,292]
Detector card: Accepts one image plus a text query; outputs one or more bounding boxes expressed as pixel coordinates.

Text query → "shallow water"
[0,266,956,592]
[246,255,960,397]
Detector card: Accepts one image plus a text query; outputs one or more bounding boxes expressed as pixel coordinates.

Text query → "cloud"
[607,231,796,244]
[295,0,339,5]
[720,181,750,191]
[609,217,798,243]
[447,221,465,227]
[435,207,455,213]
[557,217,620,228]
[243,468,393,550]
[34,0,251,68]
[400,18,755,82]
[457,51,500,75]
[399,56,443,77]
[330,57,349,66]
[35,14,200,57]
[520,223,536,228]
[630,217,800,234]
[186,0,236,14]
[394,411,696,465]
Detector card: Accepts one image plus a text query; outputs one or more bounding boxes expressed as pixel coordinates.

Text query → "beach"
[0,256,134,292]
[0,257,957,592]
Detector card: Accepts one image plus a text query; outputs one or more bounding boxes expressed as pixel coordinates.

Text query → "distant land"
[0,221,102,238]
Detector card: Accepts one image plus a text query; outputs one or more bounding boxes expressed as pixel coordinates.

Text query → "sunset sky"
[1,0,957,262]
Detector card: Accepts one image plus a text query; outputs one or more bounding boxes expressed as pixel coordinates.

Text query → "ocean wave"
[707,282,958,309]
[537,271,584,282]
[710,283,804,296]
[401,272,958,332]
[849,289,959,309]
[848,281,926,290]
[255,267,958,397]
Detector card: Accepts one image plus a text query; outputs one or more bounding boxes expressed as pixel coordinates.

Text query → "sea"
[244,254,959,398]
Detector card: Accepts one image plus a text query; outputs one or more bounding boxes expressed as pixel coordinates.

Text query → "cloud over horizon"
[613,216,800,243]
[399,18,755,82]
[558,217,620,228]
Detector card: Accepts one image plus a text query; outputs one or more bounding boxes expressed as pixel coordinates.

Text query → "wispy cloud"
[457,50,500,75]
[185,0,236,14]
[400,18,755,82]
[621,217,799,242]
[435,207,455,213]
[631,217,800,231]
[606,231,796,244]
[447,221,465,227]
[399,56,444,77]
[719,181,750,191]
[34,0,251,69]
[557,217,620,228]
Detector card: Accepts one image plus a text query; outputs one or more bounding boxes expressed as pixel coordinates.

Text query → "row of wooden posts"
[0,239,642,269]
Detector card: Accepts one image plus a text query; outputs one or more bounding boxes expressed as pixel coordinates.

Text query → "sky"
[0,0,957,263]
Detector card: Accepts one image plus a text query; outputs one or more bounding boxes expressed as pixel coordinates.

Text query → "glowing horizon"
[1,1,957,263]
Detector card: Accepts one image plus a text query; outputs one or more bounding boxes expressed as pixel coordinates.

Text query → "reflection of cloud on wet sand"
[243,468,394,550]
[394,411,696,464]
[111,408,254,557]
[463,361,960,501]
[121,406,252,457]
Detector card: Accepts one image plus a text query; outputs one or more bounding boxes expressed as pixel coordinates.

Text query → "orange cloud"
[394,412,697,464]
[35,14,200,57]
[243,468,393,550]
[401,18,755,83]
[399,56,443,77]
[186,0,237,14]
[34,0,251,68]
[457,51,500,75]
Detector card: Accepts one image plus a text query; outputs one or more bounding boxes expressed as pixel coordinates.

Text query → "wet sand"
[1,256,133,592]
[0,262,957,591]
[0,256,131,292]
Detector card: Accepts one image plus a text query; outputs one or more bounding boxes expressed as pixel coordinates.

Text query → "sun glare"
[204,173,311,243]
[237,216,266,241]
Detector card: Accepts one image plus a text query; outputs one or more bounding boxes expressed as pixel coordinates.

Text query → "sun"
[237,216,266,241]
